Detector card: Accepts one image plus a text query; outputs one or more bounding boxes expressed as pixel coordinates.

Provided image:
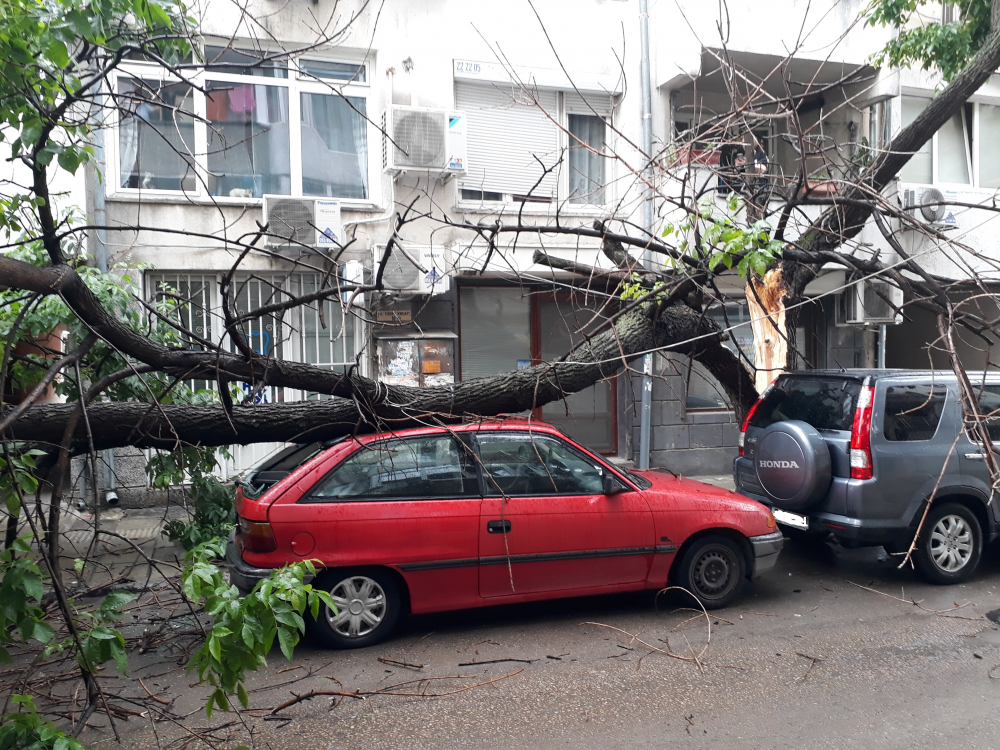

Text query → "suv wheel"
[674,535,746,609]
[914,503,982,585]
[308,569,403,649]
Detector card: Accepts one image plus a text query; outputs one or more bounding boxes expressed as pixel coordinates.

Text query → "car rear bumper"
[225,534,276,595]
[748,530,784,579]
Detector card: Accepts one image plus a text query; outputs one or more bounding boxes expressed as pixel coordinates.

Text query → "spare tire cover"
[753,420,832,510]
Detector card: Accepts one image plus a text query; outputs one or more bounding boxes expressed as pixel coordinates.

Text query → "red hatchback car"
[226,421,783,649]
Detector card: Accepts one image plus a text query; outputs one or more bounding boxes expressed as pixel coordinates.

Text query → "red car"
[226,421,783,648]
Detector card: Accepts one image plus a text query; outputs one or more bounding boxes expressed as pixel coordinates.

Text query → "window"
[750,377,863,432]
[455,81,614,206]
[300,92,368,198]
[118,78,196,191]
[114,44,371,201]
[970,385,1000,441]
[666,303,755,410]
[883,385,947,441]
[308,436,475,500]
[568,114,606,204]
[146,270,357,401]
[478,433,604,496]
[899,96,990,187]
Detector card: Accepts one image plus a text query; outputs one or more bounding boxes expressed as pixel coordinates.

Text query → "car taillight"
[850,384,875,480]
[739,381,774,456]
[237,516,276,553]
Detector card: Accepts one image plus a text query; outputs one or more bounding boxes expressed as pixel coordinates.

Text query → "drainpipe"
[878,324,887,369]
[91,106,118,506]
[637,0,654,470]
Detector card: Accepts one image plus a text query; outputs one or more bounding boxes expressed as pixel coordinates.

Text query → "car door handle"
[487,520,511,534]
[965,453,985,460]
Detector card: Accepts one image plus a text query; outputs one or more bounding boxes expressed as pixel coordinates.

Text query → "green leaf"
[46,39,70,68]
[277,627,295,661]
[237,682,248,709]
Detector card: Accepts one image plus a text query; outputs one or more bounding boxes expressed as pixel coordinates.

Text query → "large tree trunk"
[746,269,787,392]
[4,303,758,451]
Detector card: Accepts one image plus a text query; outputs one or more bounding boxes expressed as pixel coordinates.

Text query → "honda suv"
[733,370,1000,584]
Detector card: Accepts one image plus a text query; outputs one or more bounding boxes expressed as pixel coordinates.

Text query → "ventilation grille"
[266,198,315,245]
[382,246,421,291]
[392,111,446,168]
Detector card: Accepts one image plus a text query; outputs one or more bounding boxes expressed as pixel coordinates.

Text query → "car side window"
[882,385,947,442]
[477,434,605,496]
[306,436,476,501]
[973,385,1000,442]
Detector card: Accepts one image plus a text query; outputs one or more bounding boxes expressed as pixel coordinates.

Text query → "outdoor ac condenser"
[262,196,343,249]
[374,244,451,295]
[383,106,467,174]
[843,278,902,325]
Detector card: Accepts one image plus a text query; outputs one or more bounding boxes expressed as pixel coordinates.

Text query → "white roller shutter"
[564,90,615,117]
[455,81,559,197]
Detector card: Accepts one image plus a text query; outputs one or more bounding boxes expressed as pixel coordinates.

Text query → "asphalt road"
[96,531,1000,750]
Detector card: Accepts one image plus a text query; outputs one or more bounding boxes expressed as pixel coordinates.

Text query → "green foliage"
[0,447,46,519]
[182,540,335,717]
[152,447,236,550]
[641,194,783,287]
[866,0,992,81]
[0,539,55,664]
[0,695,88,750]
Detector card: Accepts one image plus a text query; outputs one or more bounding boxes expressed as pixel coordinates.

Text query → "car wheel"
[308,569,403,649]
[914,503,982,585]
[675,535,747,610]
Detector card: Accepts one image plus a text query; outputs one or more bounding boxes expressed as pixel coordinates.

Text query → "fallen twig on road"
[378,656,424,670]
[847,580,983,620]
[457,658,536,666]
[270,669,524,714]
[796,652,825,681]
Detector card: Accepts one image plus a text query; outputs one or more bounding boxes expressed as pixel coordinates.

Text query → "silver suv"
[733,370,1000,584]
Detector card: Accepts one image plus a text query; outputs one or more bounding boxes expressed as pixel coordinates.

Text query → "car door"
[476,431,655,598]
[959,383,1000,525]
[268,433,482,614]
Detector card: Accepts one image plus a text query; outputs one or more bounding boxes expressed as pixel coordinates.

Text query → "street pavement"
[67,497,1000,750]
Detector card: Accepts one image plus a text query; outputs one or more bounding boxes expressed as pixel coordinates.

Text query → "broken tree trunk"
[745,269,787,392]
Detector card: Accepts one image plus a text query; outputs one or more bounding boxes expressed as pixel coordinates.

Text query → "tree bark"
[4,303,756,451]
[746,269,787,391]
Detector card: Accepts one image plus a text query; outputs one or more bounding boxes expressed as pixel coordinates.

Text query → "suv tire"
[913,503,982,585]
[308,569,403,649]
[674,535,746,609]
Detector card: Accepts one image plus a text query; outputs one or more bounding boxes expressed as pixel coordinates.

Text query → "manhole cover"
[986,608,1000,625]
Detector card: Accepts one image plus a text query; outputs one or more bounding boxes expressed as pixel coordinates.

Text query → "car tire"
[913,503,982,585]
[674,535,747,610]
[308,569,403,649]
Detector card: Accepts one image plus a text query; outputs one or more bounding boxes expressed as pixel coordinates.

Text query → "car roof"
[354,418,566,443]
[777,369,1000,383]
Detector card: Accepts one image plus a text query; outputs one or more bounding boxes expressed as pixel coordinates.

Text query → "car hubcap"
[692,549,733,598]
[929,515,973,572]
[326,576,386,638]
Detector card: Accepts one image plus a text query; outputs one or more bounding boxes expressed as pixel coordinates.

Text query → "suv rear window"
[750,377,862,432]
[883,385,947,441]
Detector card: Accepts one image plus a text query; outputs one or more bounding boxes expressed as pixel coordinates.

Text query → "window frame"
[109,43,378,206]
[473,431,611,498]
[455,87,616,213]
[300,434,480,503]
[898,93,1000,191]
[145,268,362,402]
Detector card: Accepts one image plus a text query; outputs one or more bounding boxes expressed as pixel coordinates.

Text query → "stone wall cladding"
[622,353,741,475]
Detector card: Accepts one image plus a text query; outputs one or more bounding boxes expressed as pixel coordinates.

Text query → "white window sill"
[106,191,384,213]
[454,200,610,218]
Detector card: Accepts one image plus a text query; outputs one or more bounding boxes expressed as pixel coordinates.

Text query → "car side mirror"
[602,471,623,495]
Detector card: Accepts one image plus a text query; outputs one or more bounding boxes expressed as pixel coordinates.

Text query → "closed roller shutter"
[455,81,559,197]
[564,89,614,117]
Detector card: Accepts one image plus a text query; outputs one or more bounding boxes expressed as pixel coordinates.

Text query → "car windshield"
[750,377,862,432]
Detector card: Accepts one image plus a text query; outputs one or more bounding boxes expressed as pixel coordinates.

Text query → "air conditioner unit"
[383,106,467,174]
[375,244,451,295]
[901,187,958,229]
[262,196,343,248]
[841,278,903,325]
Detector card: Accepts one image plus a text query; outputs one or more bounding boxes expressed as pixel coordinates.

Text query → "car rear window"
[973,385,1000,442]
[883,385,947,441]
[750,377,862,432]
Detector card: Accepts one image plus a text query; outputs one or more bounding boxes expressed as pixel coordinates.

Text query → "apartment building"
[23,0,999,501]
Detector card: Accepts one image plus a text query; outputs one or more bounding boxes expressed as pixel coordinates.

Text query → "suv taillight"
[739,381,774,457]
[237,516,277,553]
[850,384,875,480]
